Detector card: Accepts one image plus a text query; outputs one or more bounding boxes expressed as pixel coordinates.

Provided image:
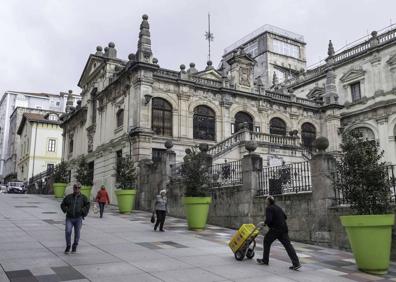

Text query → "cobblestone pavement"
[0,194,395,282]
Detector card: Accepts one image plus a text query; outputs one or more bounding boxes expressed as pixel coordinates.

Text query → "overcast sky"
[1,0,395,95]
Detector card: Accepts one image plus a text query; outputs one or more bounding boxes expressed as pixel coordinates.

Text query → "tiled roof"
[17,113,60,135]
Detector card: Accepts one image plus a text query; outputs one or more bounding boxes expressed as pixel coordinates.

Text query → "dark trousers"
[154,210,166,230]
[99,202,105,218]
[263,229,300,266]
[65,217,82,247]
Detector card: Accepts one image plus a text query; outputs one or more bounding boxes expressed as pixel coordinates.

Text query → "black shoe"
[289,264,301,271]
[256,259,268,265]
[64,246,70,254]
[71,245,77,253]
[154,227,157,231]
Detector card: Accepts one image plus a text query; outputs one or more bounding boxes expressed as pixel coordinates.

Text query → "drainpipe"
[31,123,38,179]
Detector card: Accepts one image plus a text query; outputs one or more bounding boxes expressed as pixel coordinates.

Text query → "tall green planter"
[183,197,212,230]
[340,214,395,275]
[115,189,136,214]
[53,183,67,198]
[80,185,92,200]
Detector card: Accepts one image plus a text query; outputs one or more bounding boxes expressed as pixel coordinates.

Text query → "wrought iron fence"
[27,164,71,194]
[333,164,396,205]
[257,161,312,196]
[210,160,242,187]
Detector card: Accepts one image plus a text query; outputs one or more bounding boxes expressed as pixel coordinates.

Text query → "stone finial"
[104,47,109,57]
[95,46,103,56]
[205,60,214,70]
[180,64,186,72]
[164,140,173,150]
[272,71,279,86]
[327,40,335,57]
[136,14,153,63]
[152,58,159,65]
[128,53,136,61]
[370,30,379,48]
[313,136,329,153]
[187,62,198,76]
[66,90,74,113]
[107,42,117,58]
[245,141,258,154]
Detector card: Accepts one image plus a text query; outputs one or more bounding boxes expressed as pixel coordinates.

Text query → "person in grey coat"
[153,189,167,232]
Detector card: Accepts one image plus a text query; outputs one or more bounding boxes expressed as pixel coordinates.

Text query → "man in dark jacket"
[257,196,301,270]
[60,183,90,254]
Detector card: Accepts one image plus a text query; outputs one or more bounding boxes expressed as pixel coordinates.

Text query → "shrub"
[335,131,391,215]
[116,156,136,189]
[53,161,69,183]
[75,155,93,186]
[181,146,212,197]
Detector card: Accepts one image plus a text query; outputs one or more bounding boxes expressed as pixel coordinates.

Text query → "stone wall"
[137,148,396,260]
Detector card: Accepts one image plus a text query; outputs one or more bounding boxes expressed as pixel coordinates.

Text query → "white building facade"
[0,91,78,182]
[17,113,63,182]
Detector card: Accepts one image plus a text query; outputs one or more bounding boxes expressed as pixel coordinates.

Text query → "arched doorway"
[234,111,254,132]
[193,105,216,141]
[301,122,316,149]
[269,117,286,136]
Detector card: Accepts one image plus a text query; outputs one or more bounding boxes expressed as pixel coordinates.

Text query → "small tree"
[335,131,391,215]
[116,156,136,189]
[75,155,93,186]
[53,161,69,183]
[181,146,212,197]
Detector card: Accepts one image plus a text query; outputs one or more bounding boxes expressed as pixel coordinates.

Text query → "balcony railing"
[257,161,312,196]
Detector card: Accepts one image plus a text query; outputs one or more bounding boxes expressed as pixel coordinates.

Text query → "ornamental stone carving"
[239,67,251,87]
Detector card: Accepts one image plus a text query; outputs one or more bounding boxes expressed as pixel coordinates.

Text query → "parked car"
[7,182,27,194]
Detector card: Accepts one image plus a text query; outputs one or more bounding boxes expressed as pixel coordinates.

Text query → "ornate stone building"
[61,15,395,200]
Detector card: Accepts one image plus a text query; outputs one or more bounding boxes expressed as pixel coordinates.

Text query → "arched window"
[152,98,172,136]
[351,127,375,141]
[193,105,216,141]
[269,118,286,136]
[116,109,124,128]
[301,122,316,149]
[235,112,253,132]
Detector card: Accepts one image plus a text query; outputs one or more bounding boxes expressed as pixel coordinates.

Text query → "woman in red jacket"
[95,185,110,218]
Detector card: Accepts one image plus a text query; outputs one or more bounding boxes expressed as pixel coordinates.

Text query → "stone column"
[310,138,337,245]
[241,142,263,223]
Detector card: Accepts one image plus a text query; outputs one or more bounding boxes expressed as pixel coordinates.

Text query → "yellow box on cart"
[228,224,259,253]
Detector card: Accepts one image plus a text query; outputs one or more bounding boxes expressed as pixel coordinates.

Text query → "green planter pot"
[183,197,212,230]
[115,189,136,214]
[80,185,92,200]
[53,183,67,198]
[340,214,395,275]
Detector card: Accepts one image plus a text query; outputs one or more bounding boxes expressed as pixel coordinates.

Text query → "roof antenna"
[205,13,214,61]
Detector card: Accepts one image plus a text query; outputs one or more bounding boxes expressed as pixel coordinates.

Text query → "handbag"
[150,212,155,223]
[93,202,99,214]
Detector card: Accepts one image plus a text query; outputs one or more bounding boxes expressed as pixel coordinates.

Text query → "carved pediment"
[306,86,325,99]
[195,69,223,81]
[78,55,106,88]
[340,68,365,83]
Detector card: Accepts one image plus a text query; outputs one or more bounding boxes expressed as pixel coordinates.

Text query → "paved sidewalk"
[0,194,395,282]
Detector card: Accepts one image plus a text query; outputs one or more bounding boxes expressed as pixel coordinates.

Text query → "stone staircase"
[208,129,303,160]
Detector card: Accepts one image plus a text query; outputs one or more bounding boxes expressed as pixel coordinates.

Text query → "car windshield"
[9,182,23,187]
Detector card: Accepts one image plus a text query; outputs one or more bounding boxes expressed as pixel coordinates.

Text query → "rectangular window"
[272,39,300,59]
[152,148,166,162]
[47,164,54,172]
[255,126,261,133]
[48,139,56,152]
[350,82,361,102]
